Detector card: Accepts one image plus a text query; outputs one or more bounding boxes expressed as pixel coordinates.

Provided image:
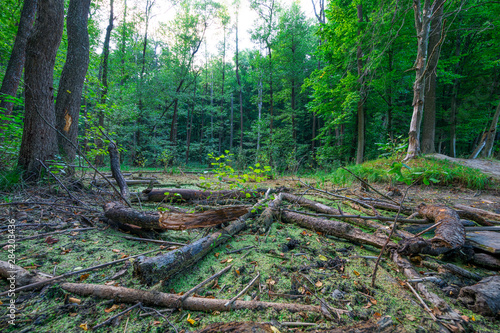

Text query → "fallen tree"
[134,200,268,285]
[104,201,249,230]
[139,188,267,203]
[398,204,465,256]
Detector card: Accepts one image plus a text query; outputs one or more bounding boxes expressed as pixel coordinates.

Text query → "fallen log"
[391,251,463,326]
[454,204,500,222]
[458,276,500,317]
[61,283,321,314]
[398,204,465,256]
[257,193,282,231]
[134,200,268,285]
[280,210,393,249]
[140,188,266,202]
[281,193,413,239]
[103,201,249,230]
[472,253,500,270]
[108,142,130,204]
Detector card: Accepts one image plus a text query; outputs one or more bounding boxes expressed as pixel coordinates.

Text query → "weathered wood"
[398,204,465,256]
[257,193,282,231]
[466,231,500,254]
[281,193,413,239]
[134,200,267,285]
[104,201,249,230]
[455,204,500,222]
[142,188,266,202]
[61,283,321,313]
[280,210,393,249]
[472,253,500,270]
[456,210,494,226]
[108,142,130,202]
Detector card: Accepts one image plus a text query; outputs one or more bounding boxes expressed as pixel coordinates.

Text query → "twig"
[281,322,317,327]
[139,305,178,333]
[37,159,88,208]
[414,221,444,237]
[0,227,96,248]
[405,282,437,321]
[92,302,142,330]
[340,166,401,205]
[0,249,161,296]
[179,265,233,303]
[224,272,260,307]
[371,183,413,288]
[226,245,255,254]
[138,308,174,317]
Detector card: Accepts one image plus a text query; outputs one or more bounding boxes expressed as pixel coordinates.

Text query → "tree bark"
[108,143,130,201]
[421,0,444,154]
[61,283,320,313]
[405,0,432,160]
[398,204,465,256]
[104,201,249,230]
[55,0,91,164]
[17,0,65,180]
[481,99,500,158]
[0,0,37,117]
[134,201,266,285]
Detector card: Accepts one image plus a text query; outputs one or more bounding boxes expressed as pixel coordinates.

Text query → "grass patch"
[323,156,493,190]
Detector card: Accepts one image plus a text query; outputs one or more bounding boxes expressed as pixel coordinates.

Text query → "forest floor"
[429,154,500,180]
[0,161,499,333]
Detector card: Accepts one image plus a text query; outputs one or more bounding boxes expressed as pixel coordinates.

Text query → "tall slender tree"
[55,0,91,164]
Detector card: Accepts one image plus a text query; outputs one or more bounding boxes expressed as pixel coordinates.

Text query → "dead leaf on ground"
[104,304,120,313]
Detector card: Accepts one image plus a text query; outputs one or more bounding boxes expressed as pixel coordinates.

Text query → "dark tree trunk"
[55,0,91,164]
[421,0,444,154]
[95,0,114,166]
[235,12,244,150]
[0,0,37,117]
[481,100,500,158]
[18,0,64,180]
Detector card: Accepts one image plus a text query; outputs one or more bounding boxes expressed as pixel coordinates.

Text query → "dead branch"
[134,200,269,286]
[454,204,500,222]
[179,265,233,304]
[225,272,260,307]
[108,142,130,205]
[60,283,321,313]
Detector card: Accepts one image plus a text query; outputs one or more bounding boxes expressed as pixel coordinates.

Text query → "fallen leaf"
[79,322,88,331]
[68,297,81,304]
[370,298,377,305]
[112,249,120,253]
[214,252,220,258]
[353,270,360,277]
[235,270,240,275]
[187,313,196,325]
[227,258,233,263]
[471,316,475,321]
[405,314,416,321]
[105,280,116,286]
[318,255,328,261]
[363,303,372,309]
[212,311,220,315]
[45,236,59,245]
[220,259,228,264]
[461,315,469,322]
[374,312,382,318]
[315,281,323,288]
[69,313,77,317]
[120,254,128,259]
[80,274,89,281]
[104,304,120,313]
[153,321,161,325]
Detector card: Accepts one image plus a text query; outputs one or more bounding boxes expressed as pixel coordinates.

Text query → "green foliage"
[0,168,22,192]
[0,96,24,169]
[375,134,408,161]
[199,150,272,190]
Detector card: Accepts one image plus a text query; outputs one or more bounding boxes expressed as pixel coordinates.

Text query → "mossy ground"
[0,171,499,333]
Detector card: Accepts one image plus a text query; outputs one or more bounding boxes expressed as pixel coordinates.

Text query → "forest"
[1,0,500,332]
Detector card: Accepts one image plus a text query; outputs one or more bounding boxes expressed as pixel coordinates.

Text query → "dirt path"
[430,153,500,180]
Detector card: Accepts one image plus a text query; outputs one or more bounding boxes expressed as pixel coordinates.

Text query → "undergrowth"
[324,156,493,190]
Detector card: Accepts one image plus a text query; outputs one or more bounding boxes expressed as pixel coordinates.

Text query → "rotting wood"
[472,252,500,270]
[281,193,413,239]
[454,204,500,221]
[391,250,463,324]
[60,283,321,313]
[104,201,249,230]
[0,249,161,296]
[257,193,282,232]
[134,200,268,286]
[280,210,393,249]
[398,204,465,256]
[456,209,493,226]
[140,188,266,202]
[466,231,500,254]
[108,142,131,206]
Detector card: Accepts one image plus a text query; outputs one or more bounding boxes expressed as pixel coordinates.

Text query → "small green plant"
[199,151,272,191]
[375,134,408,160]
[158,149,174,172]
[388,161,440,186]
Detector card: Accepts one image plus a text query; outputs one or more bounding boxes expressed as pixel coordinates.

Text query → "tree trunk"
[235,7,244,150]
[55,0,91,164]
[356,4,365,165]
[257,77,263,156]
[421,0,444,154]
[18,0,65,180]
[405,0,432,160]
[104,201,249,230]
[95,0,114,166]
[481,99,500,158]
[0,0,37,117]
[230,94,234,149]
